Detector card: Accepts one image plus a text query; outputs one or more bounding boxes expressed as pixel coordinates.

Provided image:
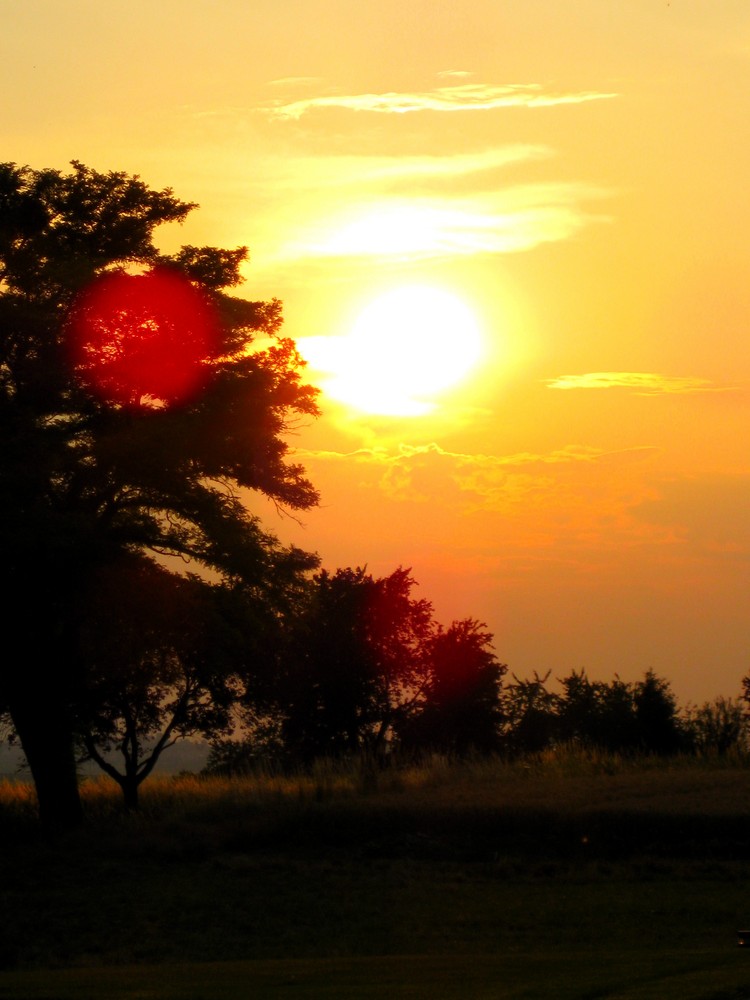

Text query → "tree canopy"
[0,161,320,826]
[401,618,505,755]
[278,566,434,759]
[245,565,506,762]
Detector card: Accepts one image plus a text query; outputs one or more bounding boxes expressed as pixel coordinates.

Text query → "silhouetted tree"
[554,668,682,755]
[400,619,505,755]
[555,670,608,748]
[76,554,302,809]
[501,671,557,755]
[204,716,289,777]
[0,161,319,826]
[556,671,644,753]
[597,676,643,752]
[634,669,682,754]
[279,567,434,759]
[682,696,748,757]
[362,567,436,751]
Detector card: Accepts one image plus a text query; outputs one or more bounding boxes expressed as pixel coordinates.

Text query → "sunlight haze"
[298,285,484,416]
[5,0,750,702]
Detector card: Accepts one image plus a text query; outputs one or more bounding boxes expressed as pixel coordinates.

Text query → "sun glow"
[299,286,483,416]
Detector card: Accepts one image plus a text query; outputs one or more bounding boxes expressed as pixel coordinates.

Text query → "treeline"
[20,560,505,808]
[24,552,742,807]
[501,671,748,758]
[9,553,749,812]
[206,567,750,774]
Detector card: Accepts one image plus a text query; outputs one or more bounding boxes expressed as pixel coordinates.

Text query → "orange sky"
[4,1,750,702]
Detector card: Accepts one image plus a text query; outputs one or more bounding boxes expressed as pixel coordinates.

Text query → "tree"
[554,670,606,748]
[400,619,505,755]
[682,696,748,757]
[0,161,319,826]
[555,670,643,753]
[360,567,436,751]
[633,669,682,754]
[76,554,294,810]
[279,567,434,760]
[554,668,682,756]
[501,671,557,755]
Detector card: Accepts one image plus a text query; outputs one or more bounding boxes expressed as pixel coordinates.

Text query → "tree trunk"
[121,776,139,812]
[8,694,83,830]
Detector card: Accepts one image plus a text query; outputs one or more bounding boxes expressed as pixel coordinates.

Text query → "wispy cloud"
[296,441,613,469]
[293,441,669,551]
[266,83,618,120]
[297,440,650,495]
[437,70,474,80]
[545,372,726,394]
[288,183,611,261]
[204,145,551,201]
[267,76,322,88]
[176,97,613,267]
[348,146,554,186]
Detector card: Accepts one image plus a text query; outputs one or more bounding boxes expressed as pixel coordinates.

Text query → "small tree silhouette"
[279,567,434,759]
[400,619,505,755]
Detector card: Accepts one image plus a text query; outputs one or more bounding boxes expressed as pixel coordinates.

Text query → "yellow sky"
[4,0,750,701]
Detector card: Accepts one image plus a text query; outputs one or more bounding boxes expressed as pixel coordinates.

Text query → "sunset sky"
[4,1,750,702]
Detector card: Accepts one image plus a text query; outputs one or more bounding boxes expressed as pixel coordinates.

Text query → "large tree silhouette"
[0,161,319,826]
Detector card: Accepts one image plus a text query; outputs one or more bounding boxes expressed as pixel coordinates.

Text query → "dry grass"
[3,748,750,828]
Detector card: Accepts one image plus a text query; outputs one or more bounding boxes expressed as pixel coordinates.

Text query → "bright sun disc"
[301,286,483,416]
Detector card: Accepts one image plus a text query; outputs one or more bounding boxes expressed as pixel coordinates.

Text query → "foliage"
[633,668,683,753]
[77,555,249,808]
[264,566,507,762]
[278,566,435,759]
[500,671,558,755]
[683,696,749,756]
[0,160,319,825]
[399,618,506,754]
[500,668,686,757]
[204,715,289,777]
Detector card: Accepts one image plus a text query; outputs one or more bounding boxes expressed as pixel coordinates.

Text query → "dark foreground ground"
[1,757,750,998]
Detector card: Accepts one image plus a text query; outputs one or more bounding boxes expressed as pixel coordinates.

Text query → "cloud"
[171,105,612,268]
[349,146,554,186]
[266,83,618,120]
[165,100,616,282]
[297,441,654,471]
[296,441,606,467]
[226,146,553,199]
[246,146,556,202]
[545,372,727,394]
[296,440,656,510]
[288,183,611,262]
[267,76,322,87]
[292,441,676,558]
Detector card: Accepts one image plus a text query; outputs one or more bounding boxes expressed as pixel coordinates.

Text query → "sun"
[299,285,483,416]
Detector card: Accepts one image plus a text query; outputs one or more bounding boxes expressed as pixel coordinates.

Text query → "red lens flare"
[67,268,220,409]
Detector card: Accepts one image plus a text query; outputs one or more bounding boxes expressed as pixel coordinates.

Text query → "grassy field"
[1,753,750,998]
